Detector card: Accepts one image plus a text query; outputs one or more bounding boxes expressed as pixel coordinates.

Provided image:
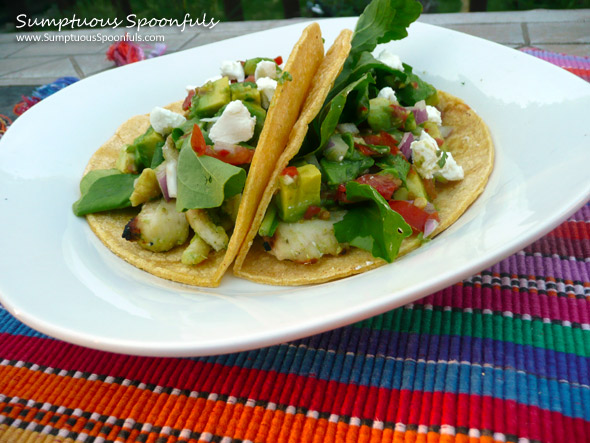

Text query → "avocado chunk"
[230,82,261,106]
[276,164,322,223]
[406,166,429,201]
[243,57,273,76]
[241,101,266,144]
[120,126,165,172]
[367,97,415,132]
[190,76,231,118]
[259,203,279,237]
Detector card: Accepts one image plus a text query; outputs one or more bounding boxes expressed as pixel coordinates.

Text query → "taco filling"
[233,0,493,285]
[258,50,465,264]
[72,22,325,287]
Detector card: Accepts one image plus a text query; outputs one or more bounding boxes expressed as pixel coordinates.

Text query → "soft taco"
[233,0,494,285]
[73,23,324,287]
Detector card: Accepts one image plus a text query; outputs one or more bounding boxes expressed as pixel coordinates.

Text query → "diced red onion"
[399,132,414,159]
[166,160,177,198]
[424,218,439,237]
[336,123,359,134]
[439,125,453,138]
[412,108,428,125]
[424,202,436,214]
[155,164,170,202]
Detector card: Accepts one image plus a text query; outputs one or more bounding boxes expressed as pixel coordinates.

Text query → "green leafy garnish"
[437,150,448,168]
[73,170,138,216]
[333,182,412,262]
[378,154,410,186]
[278,71,293,85]
[320,156,374,186]
[176,142,246,211]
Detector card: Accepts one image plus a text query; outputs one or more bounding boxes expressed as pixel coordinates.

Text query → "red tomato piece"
[182,89,195,111]
[245,74,256,83]
[355,143,379,156]
[303,205,321,220]
[281,166,299,177]
[362,131,399,155]
[389,200,439,233]
[355,174,400,200]
[213,146,255,165]
[274,56,283,65]
[336,184,351,204]
[191,124,254,165]
[190,124,207,155]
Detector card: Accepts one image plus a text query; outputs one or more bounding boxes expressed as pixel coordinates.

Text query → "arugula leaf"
[176,143,246,211]
[377,154,410,186]
[150,143,165,169]
[333,182,412,262]
[320,156,374,186]
[350,0,422,61]
[79,169,120,194]
[73,171,138,216]
[312,74,374,155]
[393,65,437,106]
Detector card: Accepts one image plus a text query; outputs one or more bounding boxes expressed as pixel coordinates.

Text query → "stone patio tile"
[72,54,115,77]
[420,9,590,25]
[528,22,590,44]
[442,23,524,45]
[534,44,590,58]
[0,56,60,76]
[0,57,77,85]
[0,42,32,58]
[182,31,243,48]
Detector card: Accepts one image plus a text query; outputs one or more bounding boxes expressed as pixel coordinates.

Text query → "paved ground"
[0,9,588,88]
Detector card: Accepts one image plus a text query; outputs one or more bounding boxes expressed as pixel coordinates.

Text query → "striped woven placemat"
[0,49,589,443]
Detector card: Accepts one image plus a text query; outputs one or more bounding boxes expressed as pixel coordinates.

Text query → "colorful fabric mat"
[1,50,589,443]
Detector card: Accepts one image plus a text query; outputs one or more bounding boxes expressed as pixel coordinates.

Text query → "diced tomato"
[336,184,351,204]
[362,131,399,155]
[191,124,254,165]
[389,200,439,233]
[245,74,256,83]
[212,145,254,165]
[355,143,379,156]
[303,205,321,220]
[355,173,401,200]
[190,124,207,155]
[281,166,299,177]
[182,89,195,111]
[274,56,283,65]
[435,138,444,147]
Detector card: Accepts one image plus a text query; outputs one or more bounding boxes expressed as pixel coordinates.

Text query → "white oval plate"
[1,19,589,357]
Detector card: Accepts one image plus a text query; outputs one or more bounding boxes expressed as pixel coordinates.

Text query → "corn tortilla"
[83,23,324,287]
[233,40,494,286]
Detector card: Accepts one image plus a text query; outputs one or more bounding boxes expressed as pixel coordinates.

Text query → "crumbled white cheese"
[410,130,464,181]
[254,60,278,81]
[377,49,403,71]
[149,107,186,136]
[208,100,256,145]
[220,60,245,82]
[256,77,278,109]
[377,87,398,103]
[426,105,442,125]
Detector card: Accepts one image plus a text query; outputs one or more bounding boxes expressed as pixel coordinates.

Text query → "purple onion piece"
[413,108,428,125]
[424,202,436,214]
[399,132,414,159]
[424,218,439,237]
[156,164,170,202]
